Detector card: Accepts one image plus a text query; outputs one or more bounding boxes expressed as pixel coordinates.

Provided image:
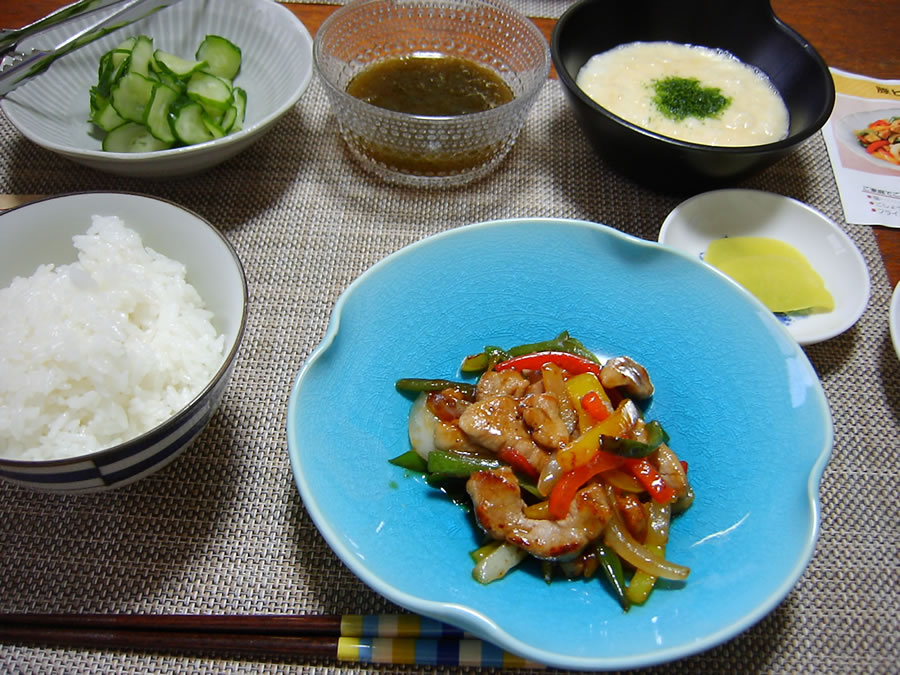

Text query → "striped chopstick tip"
[337,637,544,669]
[340,614,466,638]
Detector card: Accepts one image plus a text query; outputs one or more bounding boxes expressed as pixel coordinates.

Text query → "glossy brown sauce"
[346,55,514,116]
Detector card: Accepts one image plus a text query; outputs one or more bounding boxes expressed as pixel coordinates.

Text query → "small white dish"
[0,0,313,178]
[835,109,900,172]
[891,283,900,359]
[659,189,870,345]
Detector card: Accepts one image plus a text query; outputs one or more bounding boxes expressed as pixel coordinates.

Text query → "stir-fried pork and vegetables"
[391,333,694,611]
[854,116,900,166]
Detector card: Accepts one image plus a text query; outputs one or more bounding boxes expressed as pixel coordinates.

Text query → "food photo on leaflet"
[822,69,900,228]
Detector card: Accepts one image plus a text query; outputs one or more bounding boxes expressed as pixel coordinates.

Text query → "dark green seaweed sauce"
[651,76,732,121]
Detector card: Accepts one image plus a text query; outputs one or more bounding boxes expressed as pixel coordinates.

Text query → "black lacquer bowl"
[551,0,835,192]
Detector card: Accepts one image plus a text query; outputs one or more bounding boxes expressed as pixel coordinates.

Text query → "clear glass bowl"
[314,0,550,187]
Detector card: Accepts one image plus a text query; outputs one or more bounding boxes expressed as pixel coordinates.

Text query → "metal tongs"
[0,0,180,97]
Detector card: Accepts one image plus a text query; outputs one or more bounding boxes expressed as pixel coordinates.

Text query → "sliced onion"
[472,541,528,584]
[536,455,563,496]
[603,486,689,580]
[654,443,687,497]
[645,500,672,547]
[407,392,438,460]
[541,363,577,434]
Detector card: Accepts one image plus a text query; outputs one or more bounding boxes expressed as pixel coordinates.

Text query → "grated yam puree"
[0,215,224,461]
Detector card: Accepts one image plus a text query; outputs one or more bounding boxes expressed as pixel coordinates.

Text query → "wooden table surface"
[3,0,898,287]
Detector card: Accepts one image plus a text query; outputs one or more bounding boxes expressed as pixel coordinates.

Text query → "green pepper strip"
[395,378,475,395]
[426,450,501,478]
[600,420,670,458]
[508,331,601,364]
[461,332,600,373]
[595,540,631,611]
[388,449,428,473]
[507,331,573,357]
[460,346,510,373]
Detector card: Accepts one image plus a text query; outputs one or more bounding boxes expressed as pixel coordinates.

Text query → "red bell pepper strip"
[580,391,611,422]
[494,351,602,376]
[866,139,890,154]
[498,447,539,482]
[624,458,676,504]
[549,450,624,519]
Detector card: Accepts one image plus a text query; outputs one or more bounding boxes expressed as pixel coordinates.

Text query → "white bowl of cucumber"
[0,0,314,178]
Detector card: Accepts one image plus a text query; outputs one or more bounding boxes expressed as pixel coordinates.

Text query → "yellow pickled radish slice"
[705,237,834,314]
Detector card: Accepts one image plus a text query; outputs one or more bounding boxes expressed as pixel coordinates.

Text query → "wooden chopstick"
[0,613,545,668]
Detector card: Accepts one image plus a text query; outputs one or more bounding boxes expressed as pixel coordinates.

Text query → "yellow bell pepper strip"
[603,468,644,492]
[548,450,624,519]
[623,457,676,504]
[565,372,614,430]
[522,499,550,519]
[494,350,602,376]
[498,447,539,482]
[626,501,671,605]
[395,378,475,396]
[556,399,640,471]
[595,540,631,611]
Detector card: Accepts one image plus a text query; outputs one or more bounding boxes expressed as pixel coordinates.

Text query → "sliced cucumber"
[186,71,233,114]
[95,50,129,97]
[153,49,207,79]
[144,83,179,143]
[230,87,247,133]
[219,105,236,133]
[116,37,138,52]
[90,33,246,153]
[127,35,154,77]
[102,121,172,152]
[91,99,126,132]
[171,101,217,145]
[153,70,186,95]
[202,115,226,140]
[110,71,155,123]
[195,35,241,80]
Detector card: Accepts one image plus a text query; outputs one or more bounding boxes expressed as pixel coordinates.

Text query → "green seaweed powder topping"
[651,76,731,121]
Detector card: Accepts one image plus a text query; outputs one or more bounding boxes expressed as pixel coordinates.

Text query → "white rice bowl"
[0,216,225,461]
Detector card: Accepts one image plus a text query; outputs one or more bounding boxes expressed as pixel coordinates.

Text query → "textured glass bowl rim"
[313,0,551,126]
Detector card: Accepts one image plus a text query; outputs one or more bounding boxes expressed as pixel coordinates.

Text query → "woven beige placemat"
[0,77,898,674]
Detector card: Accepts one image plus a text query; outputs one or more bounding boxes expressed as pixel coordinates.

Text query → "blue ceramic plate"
[286,218,832,670]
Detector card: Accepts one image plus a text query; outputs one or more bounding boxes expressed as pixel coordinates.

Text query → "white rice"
[0,215,225,461]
